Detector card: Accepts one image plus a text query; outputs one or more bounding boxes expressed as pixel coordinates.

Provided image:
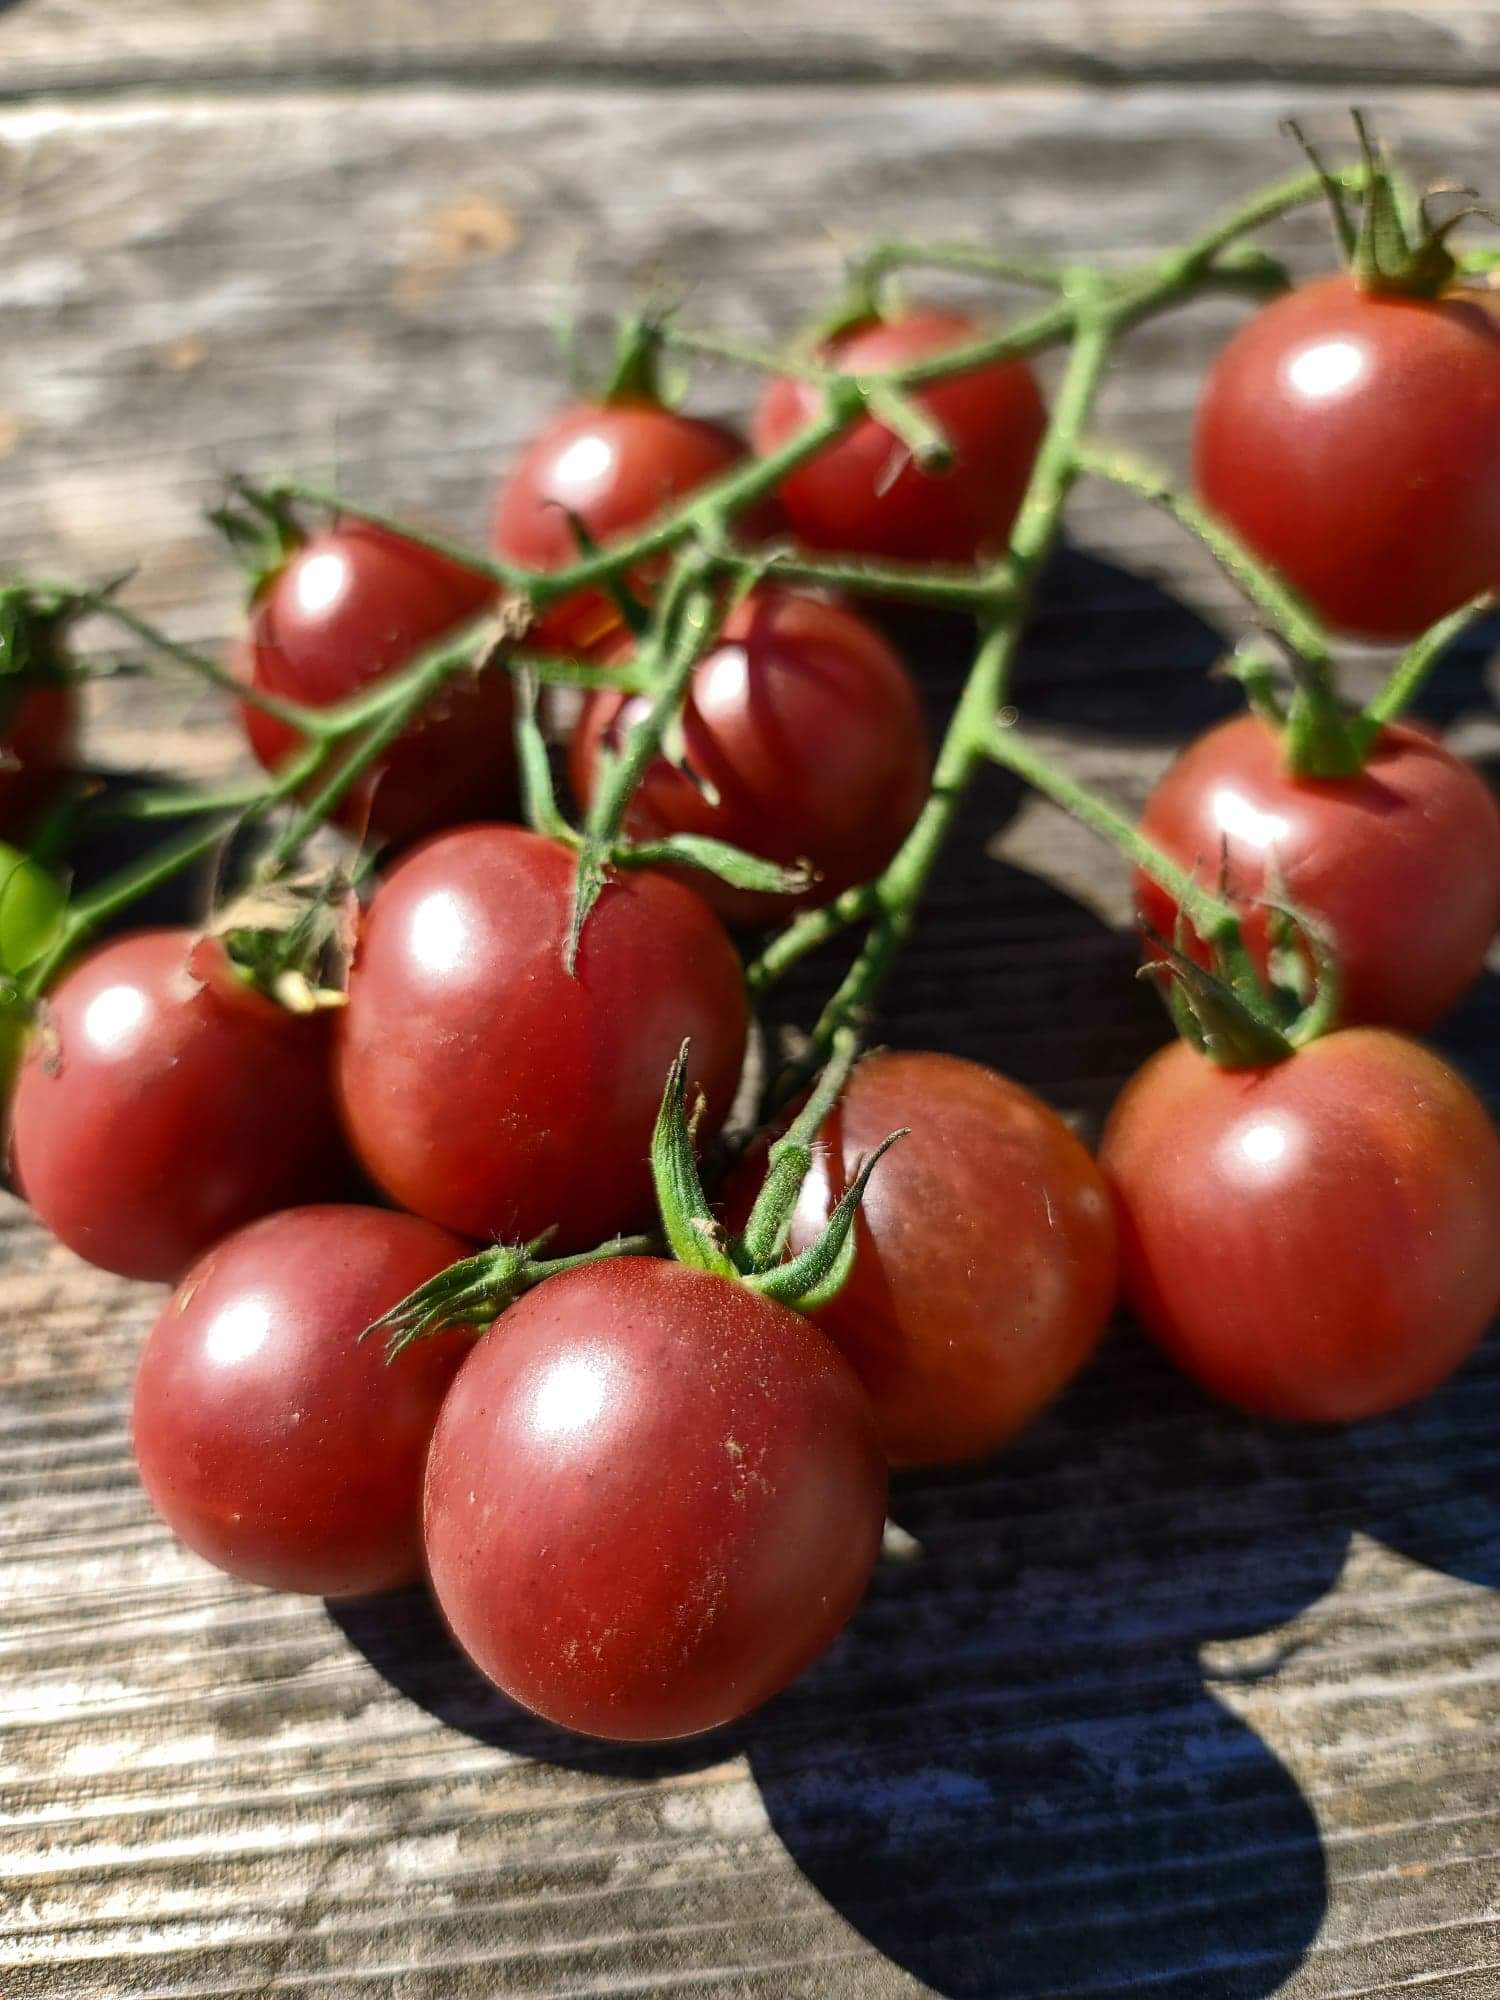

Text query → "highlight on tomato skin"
[334,825,749,1251]
[236,519,516,849]
[753,306,1047,566]
[491,399,774,657]
[422,1257,887,1743]
[570,587,932,926]
[1136,713,1500,1034]
[1194,271,1500,642]
[133,1205,475,1598]
[1099,1028,1500,1425]
[724,1049,1118,1466]
[10,930,352,1284]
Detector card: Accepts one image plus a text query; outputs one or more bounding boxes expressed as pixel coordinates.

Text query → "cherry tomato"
[1136,714,1500,1032]
[236,521,514,849]
[424,1257,885,1740]
[725,1051,1117,1464]
[1100,1030,1500,1423]
[133,1205,473,1596]
[570,589,930,926]
[1195,273,1500,640]
[753,307,1046,565]
[11,931,349,1282]
[336,827,747,1248]
[492,400,768,656]
[0,682,77,843]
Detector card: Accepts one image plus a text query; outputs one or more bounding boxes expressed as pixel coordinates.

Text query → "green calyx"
[1144,892,1340,1071]
[1287,112,1475,299]
[652,1031,904,1313]
[211,866,352,1015]
[362,1228,657,1362]
[208,478,306,598]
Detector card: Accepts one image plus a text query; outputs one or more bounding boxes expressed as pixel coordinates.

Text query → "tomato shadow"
[758,851,1169,1140]
[325,1585,748,1782]
[50,771,238,936]
[740,1334,1349,2000]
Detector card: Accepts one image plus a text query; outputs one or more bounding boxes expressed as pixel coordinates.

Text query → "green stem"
[1071,443,1332,670]
[855,241,1067,293]
[738,1025,862,1270]
[53,591,322,731]
[983,721,1241,952]
[765,302,1121,1079]
[1362,591,1497,729]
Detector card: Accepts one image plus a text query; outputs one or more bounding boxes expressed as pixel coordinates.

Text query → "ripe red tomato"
[1195,273,1500,640]
[753,307,1046,565]
[335,827,747,1248]
[492,400,766,655]
[0,682,77,843]
[570,588,930,926]
[424,1257,885,1740]
[725,1051,1117,1464]
[1100,1030,1500,1423]
[236,521,514,848]
[133,1205,473,1596]
[1136,714,1500,1031]
[11,931,349,1282]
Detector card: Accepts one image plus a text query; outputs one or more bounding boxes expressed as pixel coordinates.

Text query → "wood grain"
[5,1,1500,93]
[3,50,1500,2000]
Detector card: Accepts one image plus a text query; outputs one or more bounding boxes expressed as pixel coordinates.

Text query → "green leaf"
[513,671,575,842]
[747,1129,906,1312]
[563,837,609,976]
[649,1041,737,1278]
[617,833,812,898]
[733,1026,862,1274]
[558,507,650,637]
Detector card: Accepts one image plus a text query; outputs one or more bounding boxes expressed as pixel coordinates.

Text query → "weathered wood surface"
[6,0,1500,91]
[3,20,1500,2000]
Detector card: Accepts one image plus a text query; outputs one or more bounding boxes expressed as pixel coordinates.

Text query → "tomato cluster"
[4,231,1500,1751]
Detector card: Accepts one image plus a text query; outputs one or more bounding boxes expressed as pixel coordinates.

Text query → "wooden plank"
[3,76,1500,2000]
[4,0,1500,95]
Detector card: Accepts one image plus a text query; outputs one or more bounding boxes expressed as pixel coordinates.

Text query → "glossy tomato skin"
[570,589,930,926]
[492,400,768,656]
[0,682,78,843]
[725,1052,1117,1464]
[1137,714,1500,1032]
[1100,1031,1500,1423]
[753,308,1047,565]
[11,931,350,1282]
[424,1258,886,1740]
[237,521,514,849]
[336,828,748,1248]
[133,1205,473,1596]
[1195,274,1500,640]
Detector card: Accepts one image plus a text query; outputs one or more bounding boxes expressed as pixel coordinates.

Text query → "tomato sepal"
[208,478,307,600]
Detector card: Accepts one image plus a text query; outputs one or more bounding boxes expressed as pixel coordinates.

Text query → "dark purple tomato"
[570,588,930,925]
[1195,273,1500,640]
[1100,1030,1500,1423]
[133,1205,473,1595]
[753,307,1047,565]
[0,682,78,843]
[11,931,349,1282]
[424,1257,886,1740]
[1136,714,1500,1031]
[236,520,514,849]
[491,400,770,656]
[335,827,748,1248]
[725,1051,1117,1464]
